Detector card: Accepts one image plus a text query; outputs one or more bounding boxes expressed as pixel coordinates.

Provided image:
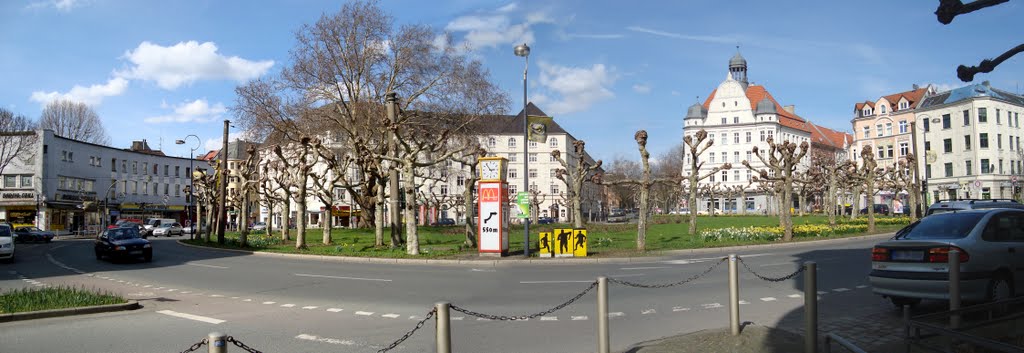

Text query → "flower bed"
[700,223,870,243]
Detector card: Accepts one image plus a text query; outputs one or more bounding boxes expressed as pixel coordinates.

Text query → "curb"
[0,301,140,323]
[176,231,895,267]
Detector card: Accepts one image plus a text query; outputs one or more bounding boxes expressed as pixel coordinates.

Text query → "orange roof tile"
[807,122,853,150]
[856,87,929,112]
[702,85,812,133]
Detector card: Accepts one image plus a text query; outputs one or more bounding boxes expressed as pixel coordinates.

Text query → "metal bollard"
[436,302,451,353]
[903,305,912,353]
[208,332,227,353]
[598,276,610,353]
[804,261,817,353]
[949,249,961,330]
[729,254,740,336]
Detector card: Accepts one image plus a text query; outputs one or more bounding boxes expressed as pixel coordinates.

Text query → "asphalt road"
[0,233,902,353]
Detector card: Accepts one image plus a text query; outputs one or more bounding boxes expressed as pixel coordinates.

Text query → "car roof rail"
[967,199,1019,204]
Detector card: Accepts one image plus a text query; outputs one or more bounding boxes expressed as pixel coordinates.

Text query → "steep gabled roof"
[701,85,812,133]
[807,122,853,150]
[473,102,570,135]
[855,87,929,113]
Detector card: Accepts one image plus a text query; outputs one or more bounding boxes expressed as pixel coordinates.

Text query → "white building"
[683,52,814,213]
[915,81,1024,202]
[0,130,195,233]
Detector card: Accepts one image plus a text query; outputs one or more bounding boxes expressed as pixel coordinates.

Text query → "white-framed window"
[529,153,537,162]
[440,185,448,195]
[880,105,887,114]
[175,184,181,197]
[746,151,752,162]
[760,131,765,141]
[142,182,149,195]
[509,169,518,179]
[876,124,883,137]
[886,122,893,136]
[3,175,15,188]
[20,175,32,187]
[509,184,517,195]
[720,133,727,145]
[862,108,872,116]
[549,154,557,162]
[746,170,751,181]
[733,170,740,181]
[529,140,537,147]
[456,176,465,186]
[508,138,516,148]
[487,137,496,147]
[898,101,909,110]
[721,117,727,124]
[862,126,870,138]
[529,184,538,192]
[733,152,739,163]
[709,152,716,163]
[899,142,909,156]
[733,133,739,144]
[898,120,908,134]
[550,169,556,177]
[549,137,557,147]
[164,183,169,195]
[733,116,739,124]
[509,153,517,162]
[550,184,559,194]
[721,170,728,182]
[528,169,537,178]
[745,132,751,143]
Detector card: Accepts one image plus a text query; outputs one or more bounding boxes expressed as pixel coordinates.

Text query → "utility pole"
[217,119,229,244]
[387,92,401,246]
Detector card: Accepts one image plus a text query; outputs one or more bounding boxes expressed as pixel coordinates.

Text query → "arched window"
[487,137,496,147]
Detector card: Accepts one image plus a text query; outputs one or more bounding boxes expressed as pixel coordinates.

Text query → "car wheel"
[889,296,921,308]
[45,238,51,243]
[987,274,1014,302]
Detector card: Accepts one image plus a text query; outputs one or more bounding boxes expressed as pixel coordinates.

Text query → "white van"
[142,218,176,237]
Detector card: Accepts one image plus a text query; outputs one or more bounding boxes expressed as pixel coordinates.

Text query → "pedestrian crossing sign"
[544,228,587,258]
[538,232,553,258]
[572,229,587,257]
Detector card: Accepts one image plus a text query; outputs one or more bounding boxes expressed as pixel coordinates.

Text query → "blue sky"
[3,0,1023,162]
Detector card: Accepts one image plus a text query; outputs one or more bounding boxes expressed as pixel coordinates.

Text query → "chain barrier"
[737,257,805,282]
[608,257,727,288]
[225,336,262,353]
[450,281,598,321]
[179,338,207,353]
[377,307,437,353]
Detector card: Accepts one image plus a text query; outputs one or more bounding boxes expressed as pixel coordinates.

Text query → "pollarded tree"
[742,136,809,242]
[809,148,850,227]
[552,140,603,228]
[310,144,358,245]
[698,182,723,216]
[878,153,920,221]
[273,137,320,250]
[39,100,110,145]
[682,129,731,233]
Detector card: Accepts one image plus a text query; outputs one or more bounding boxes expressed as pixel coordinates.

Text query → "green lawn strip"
[0,286,126,314]
[182,215,908,259]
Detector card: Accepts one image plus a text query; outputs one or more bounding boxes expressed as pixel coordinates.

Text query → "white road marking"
[702,303,723,309]
[231,297,239,299]
[760,297,777,302]
[520,280,593,284]
[187,262,228,269]
[281,304,296,308]
[571,316,588,320]
[166,289,177,292]
[144,285,152,288]
[243,299,253,302]
[294,273,391,282]
[157,310,225,324]
[117,280,125,283]
[180,291,191,294]
[817,291,827,295]
[295,334,355,346]
[452,317,464,321]
[476,317,491,321]
[642,309,656,315]
[327,308,343,312]
[833,288,850,292]
[302,306,318,310]
[540,316,558,321]
[739,300,750,305]
[788,294,802,298]
[608,312,625,318]
[99,276,109,279]
[355,311,374,316]
[672,307,690,312]
[855,285,868,289]
[620,266,671,270]
[409,316,421,320]
[154,287,164,290]
[470,268,496,272]
[210,294,224,298]
[263,301,276,305]
[665,253,773,265]
[381,313,400,319]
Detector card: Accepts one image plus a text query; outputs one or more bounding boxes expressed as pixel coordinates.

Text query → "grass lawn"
[0,286,126,314]
[182,214,908,258]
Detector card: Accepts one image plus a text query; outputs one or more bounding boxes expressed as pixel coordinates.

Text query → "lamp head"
[175,140,185,145]
[514,43,530,57]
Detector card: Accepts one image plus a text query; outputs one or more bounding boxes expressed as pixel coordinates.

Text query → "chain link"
[450,281,597,321]
[179,338,207,353]
[609,257,727,288]
[377,307,437,353]
[738,257,805,282]
[225,336,262,353]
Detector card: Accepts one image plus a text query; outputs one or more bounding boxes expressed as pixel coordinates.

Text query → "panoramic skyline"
[2,0,1023,161]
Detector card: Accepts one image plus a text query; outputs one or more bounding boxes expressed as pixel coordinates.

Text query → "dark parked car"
[431,218,455,226]
[13,227,54,243]
[860,204,891,215]
[95,227,152,262]
[537,217,556,225]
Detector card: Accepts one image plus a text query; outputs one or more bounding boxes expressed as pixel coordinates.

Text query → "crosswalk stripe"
[760,297,777,302]
[571,316,588,320]
[327,308,343,312]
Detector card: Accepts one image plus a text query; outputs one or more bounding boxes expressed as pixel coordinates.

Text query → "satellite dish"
[925,150,937,164]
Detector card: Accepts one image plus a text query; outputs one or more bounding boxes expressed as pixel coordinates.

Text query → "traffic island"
[0,286,138,322]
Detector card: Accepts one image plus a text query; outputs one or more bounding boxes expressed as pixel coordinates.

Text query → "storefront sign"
[1,192,35,200]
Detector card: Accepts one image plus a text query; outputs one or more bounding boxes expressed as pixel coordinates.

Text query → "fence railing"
[823,332,868,353]
[179,254,831,353]
[903,296,1024,353]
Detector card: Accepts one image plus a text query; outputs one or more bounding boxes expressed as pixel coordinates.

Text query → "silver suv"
[869,209,1023,307]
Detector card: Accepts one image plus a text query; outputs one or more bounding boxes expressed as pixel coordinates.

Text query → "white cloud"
[144,99,227,124]
[632,84,651,94]
[532,62,616,115]
[563,33,624,40]
[626,26,736,44]
[117,41,274,90]
[671,90,681,96]
[26,0,81,12]
[30,77,128,106]
[205,131,250,151]
[497,3,517,12]
[444,5,551,50]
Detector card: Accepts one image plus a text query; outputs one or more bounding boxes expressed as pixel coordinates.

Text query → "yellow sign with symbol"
[543,228,587,257]
[538,232,553,257]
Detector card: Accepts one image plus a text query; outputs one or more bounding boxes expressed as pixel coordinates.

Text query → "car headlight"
[115,246,126,251]
[143,244,151,248]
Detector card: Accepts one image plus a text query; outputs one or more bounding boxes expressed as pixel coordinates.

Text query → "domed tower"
[685,101,708,122]
[729,50,748,89]
[754,97,776,121]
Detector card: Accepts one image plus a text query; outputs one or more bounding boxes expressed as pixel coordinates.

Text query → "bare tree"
[228,144,261,246]
[603,157,641,211]
[552,140,603,228]
[0,108,38,176]
[933,0,1017,81]
[699,182,723,216]
[809,148,849,227]
[192,163,222,242]
[451,141,486,247]
[272,138,319,249]
[309,144,358,245]
[682,129,731,234]
[39,100,110,145]
[742,137,809,241]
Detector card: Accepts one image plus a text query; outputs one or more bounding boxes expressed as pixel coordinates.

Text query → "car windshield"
[927,208,962,215]
[898,212,985,240]
[0,226,10,237]
[107,228,140,240]
[158,224,172,228]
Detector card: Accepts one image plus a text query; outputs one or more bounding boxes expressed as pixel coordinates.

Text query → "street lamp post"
[176,134,200,240]
[514,43,531,257]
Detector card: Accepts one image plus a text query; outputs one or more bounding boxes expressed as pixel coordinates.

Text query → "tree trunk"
[739,190,746,215]
[323,197,333,245]
[204,203,214,243]
[375,183,385,247]
[867,173,876,233]
[781,184,794,241]
[827,173,837,227]
[463,183,476,247]
[265,200,273,237]
[798,191,806,217]
[688,186,698,235]
[281,197,291,241]
[850,186,862,221]
[239,192,249,247]
[637,185,649,251]
[196,202,204,242]
[908,181,919,222]
[572,189,584,228]
[404,163,419,255]
[296,186,308,249]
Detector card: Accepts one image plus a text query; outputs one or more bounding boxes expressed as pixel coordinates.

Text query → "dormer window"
[863,108,873,116]
[880,105,887,114]
[898,101,909,110]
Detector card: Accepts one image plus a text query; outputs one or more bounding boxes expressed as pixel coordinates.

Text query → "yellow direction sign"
[538,232,553,257]
[572,229,588,257]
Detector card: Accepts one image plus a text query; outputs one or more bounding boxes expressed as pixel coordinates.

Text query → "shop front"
[119,203,185,223]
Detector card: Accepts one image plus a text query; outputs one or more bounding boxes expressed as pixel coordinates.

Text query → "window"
[67,152,73,162]
[942,114,951,129]
[760,131,766,141]
[508,184,517,195]
[528,169,537,178]
[767,130,773,140]
[733,116,739,124]
[721,170,728,182]
[733,151,740,163]
[746,170,751,181]
[509,153,516,162]
[999,159,1004,174]
[733,170,740,181]
[944,138,952,153]
[721,117,727,124]
[175,166,180,177]
[143,162,148,174]
[899,120,908,134]
[710,174,715,182]
[925,141,931,151]
[720,133,726,145]
[550,184,559,194]
[121,160,127,173]
[965,135,972,150]
[981,159,991,174]
[508,138,516,148]
[862,126,870,138]
[550,169,556,177]
[926,164,932,178]
[997,109,1001,124]
[862,108,872,116]
[746,151,752,162]
[132,161,137,174]
[998,134,1003,149]
[529,184,537,192]
[153,183,159,195]
[944,163,953,177]
[549,154,557,162]
[164,183,169,195]
[440,185,448,195]
[487,137,496,147]
[709,152,716,163]
[175,184,180,197]
[529,140,537,147]
[3,175,15,188]
[529,153,537,162]
[966,160,973,175]
[963,111,971,126]
[980,133,989,149]
[20,175,31,187]
[876,124,883,137]
[899,101,909,110]
[164,165,169,176]
[885,122,892,136]
[978,108,986,123]
[185,167,190,176]
[745,132,751,143]
[549,138,557,147]
[142,182,149,195]
[924,119,930,132]
[880,105,887,114]
[899,142,909,156]
[877,147,885,159]
[153,164,158,174]
[509,169,517,179]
